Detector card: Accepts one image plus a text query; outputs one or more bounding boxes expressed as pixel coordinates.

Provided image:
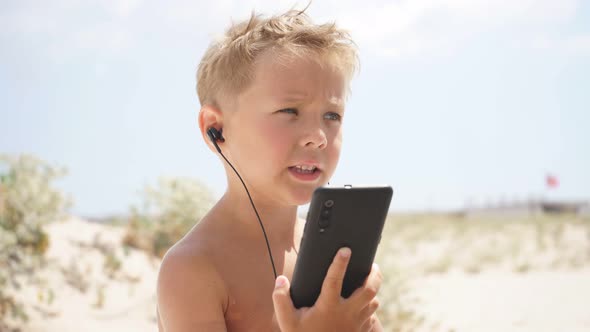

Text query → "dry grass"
[374,213,590,331]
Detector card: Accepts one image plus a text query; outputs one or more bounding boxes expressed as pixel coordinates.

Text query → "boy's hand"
[272,248,382,332]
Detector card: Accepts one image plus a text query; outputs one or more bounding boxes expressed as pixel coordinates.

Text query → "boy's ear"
[198,104,224,153]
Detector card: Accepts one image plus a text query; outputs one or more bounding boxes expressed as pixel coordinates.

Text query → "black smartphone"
[290,185,393,308]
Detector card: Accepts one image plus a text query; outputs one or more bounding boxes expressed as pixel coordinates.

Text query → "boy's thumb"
[275,275,288,290]
[272,275,295,329]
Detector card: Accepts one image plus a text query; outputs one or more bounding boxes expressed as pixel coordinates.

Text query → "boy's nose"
[301,127,327,149]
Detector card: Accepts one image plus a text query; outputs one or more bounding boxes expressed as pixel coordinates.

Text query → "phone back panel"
[290,185,393,308]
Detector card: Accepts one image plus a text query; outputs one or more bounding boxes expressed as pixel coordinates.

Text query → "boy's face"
[223,51,347,206]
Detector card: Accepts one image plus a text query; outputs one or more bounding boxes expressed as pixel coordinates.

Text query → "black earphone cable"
[213,144,278,280]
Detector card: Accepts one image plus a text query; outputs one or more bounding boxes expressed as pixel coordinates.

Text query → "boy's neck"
[217,187,300,242]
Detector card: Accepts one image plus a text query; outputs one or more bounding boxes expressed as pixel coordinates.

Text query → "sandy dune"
[408,269,590,332]
[9,214,590,331]
[12,217,160,332]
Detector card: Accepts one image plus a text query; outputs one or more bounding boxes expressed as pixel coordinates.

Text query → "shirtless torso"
[157,212,305,332]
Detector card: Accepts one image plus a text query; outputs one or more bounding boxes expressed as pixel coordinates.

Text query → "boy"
[157,6,384,332]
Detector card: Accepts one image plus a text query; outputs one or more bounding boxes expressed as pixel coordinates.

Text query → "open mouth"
[288,165,319,174]
[288,164,322,181]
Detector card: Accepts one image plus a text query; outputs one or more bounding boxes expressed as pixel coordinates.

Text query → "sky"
[1,0,589,216]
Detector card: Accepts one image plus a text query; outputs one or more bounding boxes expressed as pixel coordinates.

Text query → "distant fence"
[463,200,590,218]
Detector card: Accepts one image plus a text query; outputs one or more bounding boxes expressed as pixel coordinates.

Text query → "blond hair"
[196,5,359,109]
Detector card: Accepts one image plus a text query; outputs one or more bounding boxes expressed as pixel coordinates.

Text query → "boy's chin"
[289,186,323,206]
[293,196,313,206]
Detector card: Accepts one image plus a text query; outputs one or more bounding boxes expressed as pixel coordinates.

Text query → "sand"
[408,269,590,332]
[11,217,160,332]
[9,215,590,331]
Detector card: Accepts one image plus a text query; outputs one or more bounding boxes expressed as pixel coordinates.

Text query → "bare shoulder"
[157,235,228,332]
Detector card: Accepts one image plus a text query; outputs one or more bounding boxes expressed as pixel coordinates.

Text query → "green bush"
[0,154,70,327]
[124,176,214,258]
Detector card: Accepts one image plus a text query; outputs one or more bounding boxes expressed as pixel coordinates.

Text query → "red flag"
[546,174,559,189]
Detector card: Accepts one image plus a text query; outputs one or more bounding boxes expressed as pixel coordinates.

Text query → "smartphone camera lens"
[319,200,333,230]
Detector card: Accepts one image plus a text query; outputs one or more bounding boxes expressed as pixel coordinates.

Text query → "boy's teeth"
[292,165,317,173]
[295,165,316,171]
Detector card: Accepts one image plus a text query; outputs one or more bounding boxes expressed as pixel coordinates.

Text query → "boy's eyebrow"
[279,94,345,109]
[279,93,308,102]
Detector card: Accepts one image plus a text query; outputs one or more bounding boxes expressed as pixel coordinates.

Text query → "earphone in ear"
[207,127,224,143]
[207,127,225,153]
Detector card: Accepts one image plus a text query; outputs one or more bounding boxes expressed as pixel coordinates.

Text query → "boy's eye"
[279,108,298,115]
[324,112,342,121]
[278,108,341,122]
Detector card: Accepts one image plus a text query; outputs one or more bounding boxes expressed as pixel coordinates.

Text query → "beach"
[9,213,590,332]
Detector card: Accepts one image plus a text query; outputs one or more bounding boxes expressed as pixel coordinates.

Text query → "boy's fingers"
[349,263,382,307]
[272,275,296,330]
[360,314,378,332]
[319,247,351,302]
[358,297,380,323]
